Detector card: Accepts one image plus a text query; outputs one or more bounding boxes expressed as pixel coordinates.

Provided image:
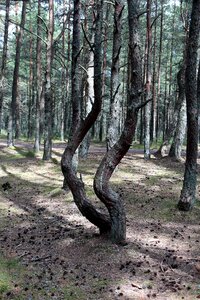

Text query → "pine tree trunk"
[43,0,54,160]
[62,0,111,234]
[169,100,186,160]
[107,0,124,150]
[34,0,42,152]
[94,0,142,244]
[0,0,10,133]
[7,1,27,146]
[144,0,152,159]
[178,0,200,211]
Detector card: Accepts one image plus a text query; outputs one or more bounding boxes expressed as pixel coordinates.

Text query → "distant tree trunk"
[99,3,110,142]
[144,0,152,159]
[156,1,163,141]
[34,0,42,152]
[94,0,142,244]
[198,60,200,142]
[43,0,54,160]
[79,4,94,158]
[107,0,124,150]
[60,0,67,142]
[27,24,34,140]
[0,0,10,133]
[169,99,186,160]
[178,0,200,211]
[151,0,157,142]
[7,0,27,146]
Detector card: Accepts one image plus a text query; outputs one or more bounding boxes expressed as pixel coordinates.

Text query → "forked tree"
[61,0,143,244]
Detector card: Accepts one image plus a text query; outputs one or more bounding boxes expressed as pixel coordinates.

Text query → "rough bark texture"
[61,0,111,234]
[7,0,27,146]
[107,0,124,150]
[34,0,42,152]
[43,0,54,160]
[169,100,186,160]
[94,0,142,244]
[168,63,186,160]
[144,0,152,160]
[178,0,200,211]
[0,0,10,133]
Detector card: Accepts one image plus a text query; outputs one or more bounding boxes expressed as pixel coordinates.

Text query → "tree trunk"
[94,0,142,244]
[27,24,34,140]
[169,100,186,160]
[43,0,54,160]
[0,0,10,133]
[62,0,111,234]
[156,1,163,141]
[178,0,200,211]
[107,0,124,150]
[34,0,42,152]
[144,0,152,159]
[79,4,94,158]
[7,0,27,146]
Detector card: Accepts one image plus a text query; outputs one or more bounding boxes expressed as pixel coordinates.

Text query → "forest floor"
[0,139,200,300]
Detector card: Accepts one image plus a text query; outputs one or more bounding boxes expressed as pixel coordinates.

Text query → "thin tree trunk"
[144,0,152,159]
[43,0,54,160]
[0,0,10,133]
[27,24,33,140]
[7,1,27,146]
[34,0,42,152]
[107,0,124,150]
[178,0,200,211]
[156,1,163,141]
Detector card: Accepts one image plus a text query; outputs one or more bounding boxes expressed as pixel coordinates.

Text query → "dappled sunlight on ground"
[0,141,200,299]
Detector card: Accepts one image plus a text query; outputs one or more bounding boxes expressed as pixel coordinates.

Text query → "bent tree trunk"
[94,0,142,244]
[62,0,142,244]
[62,0,111,233]
[178,0,200,211]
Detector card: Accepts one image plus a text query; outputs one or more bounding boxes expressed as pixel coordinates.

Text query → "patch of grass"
[0,255,21,297]
[49,187,64,198]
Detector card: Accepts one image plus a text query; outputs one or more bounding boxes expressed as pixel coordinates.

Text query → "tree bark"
[144,0,152,159]
[62,0,111,234]
[0,0,10,133]
[94,0,142,244]
[178,0,200,211]
[34,0,42,152]
[7,0,27,146]
[107,0,124,150]
[43,0,54,160]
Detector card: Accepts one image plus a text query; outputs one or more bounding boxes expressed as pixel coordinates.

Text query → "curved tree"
[61,0,143,244]
[178,0,200,211]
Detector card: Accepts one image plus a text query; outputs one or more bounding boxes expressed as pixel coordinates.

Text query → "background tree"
[0,0,10,134]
